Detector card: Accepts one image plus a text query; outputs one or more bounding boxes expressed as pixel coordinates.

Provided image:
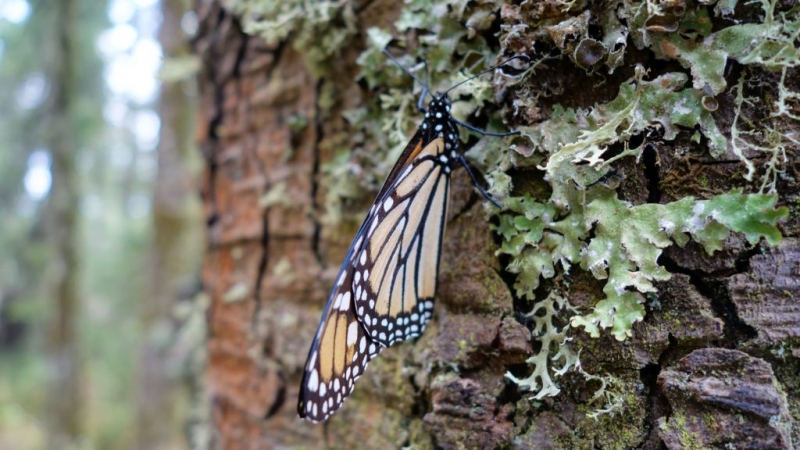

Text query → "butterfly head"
[427,92,452,116]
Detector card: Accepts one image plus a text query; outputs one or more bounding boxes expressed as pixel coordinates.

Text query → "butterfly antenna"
[382,49,431,95]
[423,58,430,91]
[444,55,525,95]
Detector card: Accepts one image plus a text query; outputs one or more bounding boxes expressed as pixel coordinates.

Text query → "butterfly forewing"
[351,137,454,347]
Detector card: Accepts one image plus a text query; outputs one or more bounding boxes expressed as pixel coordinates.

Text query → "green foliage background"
[0,1,203,448]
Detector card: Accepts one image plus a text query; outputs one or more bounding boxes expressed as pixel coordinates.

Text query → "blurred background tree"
[0,0,203,448]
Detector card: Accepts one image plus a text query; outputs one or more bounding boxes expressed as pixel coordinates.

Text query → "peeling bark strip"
[729,239,800,345]
[658,349,793,449]
[194,0,799,447]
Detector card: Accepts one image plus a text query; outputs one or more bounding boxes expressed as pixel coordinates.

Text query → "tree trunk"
[133,0,201,448]
[45,0,82,446]
[193,0,798,448]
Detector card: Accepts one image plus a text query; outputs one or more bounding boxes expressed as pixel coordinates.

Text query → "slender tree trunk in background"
[193,0,798,448]
[45,0,82,446]
[134,0,199,448]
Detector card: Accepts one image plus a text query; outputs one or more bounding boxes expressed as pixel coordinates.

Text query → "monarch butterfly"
[298,50,522,422]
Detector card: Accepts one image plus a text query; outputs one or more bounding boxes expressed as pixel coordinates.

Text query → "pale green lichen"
[653,0,800,94]
[533,68,726,206]
[774,67,800,122]
[505,292,579,399]
[582,372,626,420]
[494,3,798,404]
[495,0,794,346]
[225,0,357,75]
[500,2,798,398]
[505,292,630,416]
[731,69,797,193]
[650,0,799,193]
[497,185,786,341]
[571,189,786,339]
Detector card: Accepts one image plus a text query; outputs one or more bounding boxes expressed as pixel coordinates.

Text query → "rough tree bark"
[194,0,798,448]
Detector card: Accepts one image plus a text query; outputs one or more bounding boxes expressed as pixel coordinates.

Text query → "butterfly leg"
[417,85,429,112]
[450,118,520,137]
[457,155,502,208]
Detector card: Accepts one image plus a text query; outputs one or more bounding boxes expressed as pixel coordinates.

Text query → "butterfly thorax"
[422,93,460,162]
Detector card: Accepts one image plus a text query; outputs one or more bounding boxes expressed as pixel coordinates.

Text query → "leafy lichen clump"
[493,0,794,402]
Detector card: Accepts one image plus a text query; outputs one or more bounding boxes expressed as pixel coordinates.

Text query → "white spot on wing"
[308,369,319,392]
[309,351,317,368]
[368,217,379,236]
[337,271,346,286]
[339,292,351,311]
[333,293,343,310]
[347,321,358,345]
